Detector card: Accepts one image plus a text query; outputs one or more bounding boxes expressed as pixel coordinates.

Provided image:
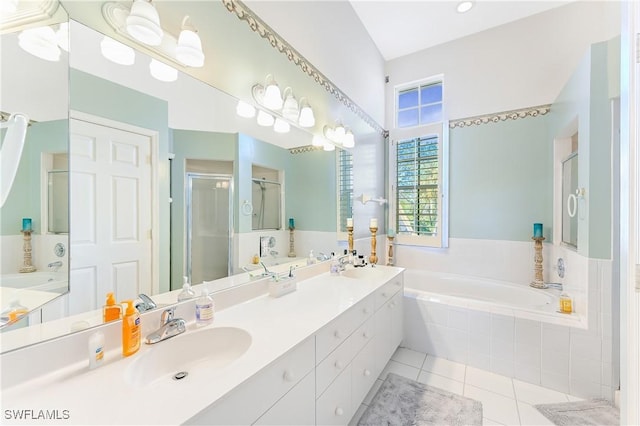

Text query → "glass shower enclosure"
[186,173,233,285]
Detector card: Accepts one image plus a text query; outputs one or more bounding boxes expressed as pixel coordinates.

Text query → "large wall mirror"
[0,3,70,328]
[0,0,381,353]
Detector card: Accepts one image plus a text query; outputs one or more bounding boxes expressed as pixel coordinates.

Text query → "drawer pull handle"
[363,308,370,315]
[364,369,371,377]
[382,292,388,298]
[334,330,342,339]
[283,370,295,382]
[335,407,344,416]
[335,360,344,369]
[363,331,370,339]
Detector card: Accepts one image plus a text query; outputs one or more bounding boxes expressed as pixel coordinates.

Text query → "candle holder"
[288,226,296,258]
[386,235,395,266]
[347,225,354,253]
[529,236,547,289]
[19,230,37,273]
[369,226,378,265]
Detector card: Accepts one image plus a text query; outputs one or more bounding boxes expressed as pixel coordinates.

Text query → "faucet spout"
[135,294,157,313]
[145,307,186,344]
[47,261,63,272]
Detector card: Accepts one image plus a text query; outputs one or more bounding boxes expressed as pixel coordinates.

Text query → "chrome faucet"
[260,262,276,278]
[47,261,63,272]
[135,294,157,313]
[145,307,186,344]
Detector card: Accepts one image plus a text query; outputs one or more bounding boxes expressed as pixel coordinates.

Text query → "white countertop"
[1,266,404,425]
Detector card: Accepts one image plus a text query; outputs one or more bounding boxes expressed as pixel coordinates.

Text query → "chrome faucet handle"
[135,293,157,312]
[161,307,175,324]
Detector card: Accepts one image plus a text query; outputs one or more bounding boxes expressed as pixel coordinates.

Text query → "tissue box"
[268,277,297,298]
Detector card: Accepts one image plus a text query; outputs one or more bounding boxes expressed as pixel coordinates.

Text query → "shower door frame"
[185,172,234,285]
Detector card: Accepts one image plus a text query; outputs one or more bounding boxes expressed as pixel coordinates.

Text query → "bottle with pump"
[177,276,196,301]
[307,250,316,266]
[103,292,122,322]
[330,252,340,275]
[196,288,214,327]
[122,300,141,357]
[0,298,28,325]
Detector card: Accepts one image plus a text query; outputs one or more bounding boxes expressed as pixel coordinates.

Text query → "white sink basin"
[341,267,385,280]
[125,327,251,387]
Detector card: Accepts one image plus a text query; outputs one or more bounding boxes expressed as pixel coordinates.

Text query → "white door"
[69,118,153,314]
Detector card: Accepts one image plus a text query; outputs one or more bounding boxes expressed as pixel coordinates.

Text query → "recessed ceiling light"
[457,1,474,13]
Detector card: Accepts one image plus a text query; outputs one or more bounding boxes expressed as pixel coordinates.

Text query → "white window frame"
[389,77,449,248]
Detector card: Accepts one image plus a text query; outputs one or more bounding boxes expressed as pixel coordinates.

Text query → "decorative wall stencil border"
[222,0,386,137]
[288,145,323,155]
[449,104,551,129]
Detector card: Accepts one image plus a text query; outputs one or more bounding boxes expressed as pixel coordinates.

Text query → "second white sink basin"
[125,326,251,387]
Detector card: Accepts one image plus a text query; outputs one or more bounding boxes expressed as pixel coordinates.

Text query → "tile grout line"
[512,377,523,425]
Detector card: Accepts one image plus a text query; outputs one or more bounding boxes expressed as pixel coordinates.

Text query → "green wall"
[449,116,552,242]
[0,119,68,236]
[70,69,172,293]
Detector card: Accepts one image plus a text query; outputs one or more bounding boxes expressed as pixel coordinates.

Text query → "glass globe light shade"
[176,29,204,67]
[18,26,60,61]
[126,0,163,46]
[149,59,177,82]
[101,36,135,65]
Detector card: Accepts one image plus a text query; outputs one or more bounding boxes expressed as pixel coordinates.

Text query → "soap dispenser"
[122,300,141,357]
[195,288,214,327]
[103,292,122,322]
[177,276,196,301]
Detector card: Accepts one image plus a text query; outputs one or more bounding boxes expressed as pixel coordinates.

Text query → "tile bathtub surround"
[350,347,582,426]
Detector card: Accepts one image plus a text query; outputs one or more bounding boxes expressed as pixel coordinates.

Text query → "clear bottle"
[330,252,340,275]
[0,298,28,325]
[177,276,196,301]
[307,250,316,266]
[195,288,214,327]
[88,331,105,370]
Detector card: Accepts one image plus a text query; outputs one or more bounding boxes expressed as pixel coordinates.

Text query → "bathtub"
[1,272,68,293]
[402,268,586,382]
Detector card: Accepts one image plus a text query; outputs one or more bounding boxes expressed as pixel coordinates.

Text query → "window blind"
[396,136,439,236]
[338,149,353,231]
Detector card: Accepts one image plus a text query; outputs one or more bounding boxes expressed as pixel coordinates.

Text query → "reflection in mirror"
[47,156,69,234]
[252,165,282,230]
[562,150,579,248]
[1,12,70,329]
[186,170,233,285]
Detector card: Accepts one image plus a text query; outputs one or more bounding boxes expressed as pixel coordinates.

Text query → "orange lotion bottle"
[122,300,141,357]
[103,292,122,322]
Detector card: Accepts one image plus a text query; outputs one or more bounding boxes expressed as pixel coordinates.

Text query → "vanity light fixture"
[323,141,336,152]
[456,1,474,13]
[236,100,256,118]
[281,87,300,121]
[273,118,290,133]
[18,25,60,61]
[312,135,325,147]
[298,98,315,128]
[149,58,177,82]
[256,110,275,127]
[101,35,135,65]
[176,15,204,68]
[343,130,355,148]
[262,74,283,110]
[126,0,163,46]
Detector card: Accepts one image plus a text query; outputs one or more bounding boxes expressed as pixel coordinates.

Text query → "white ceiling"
[348,0,573,60]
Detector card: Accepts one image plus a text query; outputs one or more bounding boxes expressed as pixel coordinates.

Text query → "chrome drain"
[173,371,188,380]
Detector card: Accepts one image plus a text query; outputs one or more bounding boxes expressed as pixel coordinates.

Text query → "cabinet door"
[316,364,352,425]
[254,370,315,426]
[351,339,376,408]
[373,302,392,378]
[390,290,403,350]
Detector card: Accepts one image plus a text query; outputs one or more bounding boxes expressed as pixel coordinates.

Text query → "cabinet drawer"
[316,295,373,363]
[352,316,374,355]
[187,337,315,425]
[374,278,402,310]
[316,364,352,426]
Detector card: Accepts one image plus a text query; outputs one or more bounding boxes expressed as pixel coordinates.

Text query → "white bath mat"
[357,373,483,426]
[534,399,620,426]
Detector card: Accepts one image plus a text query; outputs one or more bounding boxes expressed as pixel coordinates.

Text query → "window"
[397,82,443,128]
[390,78,448,247]
[337,149,353,232]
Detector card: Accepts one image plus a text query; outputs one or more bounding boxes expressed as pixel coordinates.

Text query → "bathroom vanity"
[0,264,404,425]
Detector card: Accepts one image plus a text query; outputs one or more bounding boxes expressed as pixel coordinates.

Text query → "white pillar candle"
[346,218,353,227]
[370,218,378,228]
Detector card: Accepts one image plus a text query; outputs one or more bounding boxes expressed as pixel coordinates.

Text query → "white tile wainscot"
[0,264,405,425]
